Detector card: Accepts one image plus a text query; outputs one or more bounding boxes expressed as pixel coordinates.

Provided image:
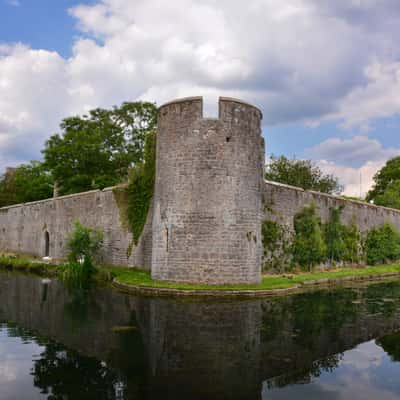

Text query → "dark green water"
[2,272,400,399]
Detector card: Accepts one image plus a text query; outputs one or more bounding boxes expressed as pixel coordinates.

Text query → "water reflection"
[1,272,400,399]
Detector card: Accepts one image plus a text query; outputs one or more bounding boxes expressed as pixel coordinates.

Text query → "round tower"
[151,97,265,284]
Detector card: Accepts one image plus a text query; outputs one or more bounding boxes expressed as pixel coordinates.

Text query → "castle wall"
[0,187,153,269]
[263,180,400,232]
[152,97,265,284]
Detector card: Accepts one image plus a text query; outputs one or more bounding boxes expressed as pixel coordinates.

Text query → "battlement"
[158,96,263,121]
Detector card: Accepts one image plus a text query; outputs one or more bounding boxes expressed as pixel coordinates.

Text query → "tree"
[43,101,157,195]
[371,180,400,209]
[265,155,342,194]
[367,157,400,205]
[0,161,53,207]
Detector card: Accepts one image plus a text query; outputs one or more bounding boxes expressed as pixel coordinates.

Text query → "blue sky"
[0,0,93,56]
[1,0,400,196]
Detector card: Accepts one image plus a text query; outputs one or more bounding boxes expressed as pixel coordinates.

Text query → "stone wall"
[0,186,152,269]
[152,97,265,284]
[263,180,400,232]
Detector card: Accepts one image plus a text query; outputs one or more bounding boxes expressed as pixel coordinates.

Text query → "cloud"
[306,135,400,196]
[1,0,400,171]
[322,62,400,131]
[318,159,385,197]
[308,136,400,168]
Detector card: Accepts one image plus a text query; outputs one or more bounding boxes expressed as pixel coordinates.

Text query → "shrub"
[324,208,363,265]
[61,220,103,286]
[342,223,363,264]
[324,207,346,263]
[66,220,103,264]
[365,224,400,265]
[292,204,326,270]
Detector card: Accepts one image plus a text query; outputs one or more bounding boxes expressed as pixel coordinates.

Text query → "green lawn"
[108,264,400,291]
[1,253,400,292]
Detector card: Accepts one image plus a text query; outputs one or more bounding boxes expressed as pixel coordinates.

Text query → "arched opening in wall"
[44,231,50,257]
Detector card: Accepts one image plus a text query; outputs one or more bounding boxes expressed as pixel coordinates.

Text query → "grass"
[1,253,400,292]
[109,264,400,291]
[0,254,59,276]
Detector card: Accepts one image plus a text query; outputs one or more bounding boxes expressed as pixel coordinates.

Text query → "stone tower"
[151,97,264,284]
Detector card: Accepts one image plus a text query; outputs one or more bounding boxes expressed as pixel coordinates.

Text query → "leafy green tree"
[292,204,326,270]
[43,101,157,195]
[365,224,400,265]
[367,156,400,204]
[0,161,53,207]
[265,155,342,194]
[373,180,400,209]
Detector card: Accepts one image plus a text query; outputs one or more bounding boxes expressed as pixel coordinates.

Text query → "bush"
[324,207,346,263]
[62,220,103,286]
[324,207,363,265]
[365,224,400,265]
[342,223,363,264]
[66,220,103,264]
[60,257,94,288]
[292,204,326,270]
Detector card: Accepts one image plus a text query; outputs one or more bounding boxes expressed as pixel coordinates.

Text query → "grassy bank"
[1,254,400,291]
[0,254,59,276]
[109,264,400,291]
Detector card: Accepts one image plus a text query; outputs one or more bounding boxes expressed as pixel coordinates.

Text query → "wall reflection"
[1,272,400,399]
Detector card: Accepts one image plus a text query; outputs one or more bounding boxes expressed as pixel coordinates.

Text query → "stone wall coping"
[158,96,203,110]
[219,96,263,119]
[158,96,263,119]
[264,179,400,215]
[0,184,126,210]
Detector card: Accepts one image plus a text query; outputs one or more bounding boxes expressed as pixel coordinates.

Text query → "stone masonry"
[2,96,400,284]
[151,97,265,284]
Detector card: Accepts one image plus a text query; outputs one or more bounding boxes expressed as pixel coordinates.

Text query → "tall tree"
[367,156,400,207]
[265,155,342,194]
[43,101,157,195]
[0,161,53,207]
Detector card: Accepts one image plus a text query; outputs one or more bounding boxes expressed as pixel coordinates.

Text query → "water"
[1,273,400,399]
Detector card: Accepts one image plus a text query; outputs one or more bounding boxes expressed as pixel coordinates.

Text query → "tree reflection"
[32,341,125,400]
[377,331,400,362]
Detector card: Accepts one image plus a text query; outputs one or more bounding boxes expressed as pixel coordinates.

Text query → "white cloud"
[307,135,400,196]
[318,159,384,197]
[323,62,400,131]
[1,0,400,171]
[308,135,400,167]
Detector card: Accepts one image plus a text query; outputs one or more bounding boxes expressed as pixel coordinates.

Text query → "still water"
[1,272,400,399]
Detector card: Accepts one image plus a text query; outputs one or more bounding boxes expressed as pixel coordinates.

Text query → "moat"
[2,272,400,399]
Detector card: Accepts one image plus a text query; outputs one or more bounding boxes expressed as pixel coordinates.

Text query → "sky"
[0,0,400,197]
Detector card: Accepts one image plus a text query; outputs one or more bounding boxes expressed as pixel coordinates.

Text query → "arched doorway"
[44,231,50,257]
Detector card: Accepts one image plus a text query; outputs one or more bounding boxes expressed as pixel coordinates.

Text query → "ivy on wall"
[292,204,326,271]
[262,220,292,273]
[112,131,156,256]
[126,130,156,245]
[262,204,400,272]
[324,207,362,265]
